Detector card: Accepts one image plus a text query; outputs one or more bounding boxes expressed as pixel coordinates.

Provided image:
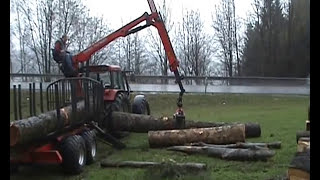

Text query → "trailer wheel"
[132,95,150,115]
[81,130,97,165]
[59,135,86,174]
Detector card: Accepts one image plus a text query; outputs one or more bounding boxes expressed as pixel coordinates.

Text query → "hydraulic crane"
[71,0,186,121]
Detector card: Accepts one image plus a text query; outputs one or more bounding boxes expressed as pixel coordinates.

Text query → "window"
[100,72,111,87]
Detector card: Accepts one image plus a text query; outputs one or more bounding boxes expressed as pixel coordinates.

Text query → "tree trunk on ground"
[296,131,310,143]
[288,149,310,180]
[167,146,275,161]
[100,160,207,171]
[10,100,93,147]
[10,110,260,147]
[148,124,245,148]
[297,137,310,153]
[189,141,281,149]
[111,112,261,138]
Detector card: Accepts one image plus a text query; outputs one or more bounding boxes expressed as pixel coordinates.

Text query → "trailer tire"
[59,135,86,174]
[132,95,150,115]
[81,130,97,165]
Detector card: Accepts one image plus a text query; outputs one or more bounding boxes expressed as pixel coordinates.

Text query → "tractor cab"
[80,65,131,92]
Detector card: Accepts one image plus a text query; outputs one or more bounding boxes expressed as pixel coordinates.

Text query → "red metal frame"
[103,89,120,101]
[10,126,88,165]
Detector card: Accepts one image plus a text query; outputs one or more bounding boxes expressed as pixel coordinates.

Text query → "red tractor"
[10,0,184,175]
[79,64,151,128]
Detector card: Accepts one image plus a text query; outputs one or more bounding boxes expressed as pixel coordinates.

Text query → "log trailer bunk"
[10,0,185,175]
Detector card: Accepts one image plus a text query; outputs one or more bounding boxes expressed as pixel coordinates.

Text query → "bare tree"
[213,0,238,77]
[147,0,174,81]
[176,10,213,84]
[11,0,29,78]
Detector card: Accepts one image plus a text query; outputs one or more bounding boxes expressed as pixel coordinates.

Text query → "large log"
[287,149,310,180]
[10,110,259,147]
[100,160,207,171]
[167,146,275,161]
[148,124,246,148]
[189,141,281,149]
[10,101,91,147]
[111,112,261,137]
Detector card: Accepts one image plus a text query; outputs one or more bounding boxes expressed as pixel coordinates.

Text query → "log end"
[10,125,20,147]
[244,123,261,138]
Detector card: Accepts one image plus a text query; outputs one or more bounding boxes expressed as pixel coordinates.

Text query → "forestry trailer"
[10,0,185,175]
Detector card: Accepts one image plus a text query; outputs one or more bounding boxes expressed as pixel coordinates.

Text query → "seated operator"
[52,34,77,77]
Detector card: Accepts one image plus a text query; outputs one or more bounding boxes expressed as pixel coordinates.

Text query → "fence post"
[18,84,22,119]
[13,85,18,120]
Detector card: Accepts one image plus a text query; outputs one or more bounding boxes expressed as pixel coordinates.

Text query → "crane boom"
[72,0,185,114]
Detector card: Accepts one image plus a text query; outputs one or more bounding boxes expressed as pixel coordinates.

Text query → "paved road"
[10,82,310,95]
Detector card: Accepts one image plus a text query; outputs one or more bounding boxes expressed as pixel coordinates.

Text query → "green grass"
[10,93,309,180]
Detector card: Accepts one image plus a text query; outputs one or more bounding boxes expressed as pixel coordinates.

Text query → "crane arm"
[147,0,185,109]
[72,12,152,63]
[72,0,185,116]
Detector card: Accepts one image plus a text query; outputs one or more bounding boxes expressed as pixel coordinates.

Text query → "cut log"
[10,109,259,147]
[167,146,275,161]
[189,141,281,149]
[297,138,310,153]
[148,124,246,148]
[10,101,91,147]
[100,160,207,171]
[111,112,261,138]
[296,131,310,143]
[288,149,310,180]
[287,168,309,180]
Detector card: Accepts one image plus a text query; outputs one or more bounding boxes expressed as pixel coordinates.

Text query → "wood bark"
[296,131,310,143]
[297,137,310,153]
[167,146,275,161]
[288,149,310,179]
[111,112,261,138]
[10,110,259,147]
[189,141,281,149]
[100,160,207,171]
[10,100,93,146]
[148,124,245,148]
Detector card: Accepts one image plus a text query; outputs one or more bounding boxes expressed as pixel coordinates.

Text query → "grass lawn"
[10,93,309,180]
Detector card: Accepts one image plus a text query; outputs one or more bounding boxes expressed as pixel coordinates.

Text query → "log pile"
[10,101,93,147]
[111,112,261,138]
[10,109,261,147]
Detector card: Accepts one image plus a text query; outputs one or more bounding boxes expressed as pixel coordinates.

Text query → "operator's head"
[61,34,68,43]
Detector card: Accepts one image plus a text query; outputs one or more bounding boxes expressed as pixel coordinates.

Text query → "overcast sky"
[82,0,254,34]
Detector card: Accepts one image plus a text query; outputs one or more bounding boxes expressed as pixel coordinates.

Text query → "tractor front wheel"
[103,92,131,138]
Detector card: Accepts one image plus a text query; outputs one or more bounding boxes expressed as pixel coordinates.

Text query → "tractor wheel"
[81,130,97,165]
[132,95,150,115]
[103,92,131,138]
[104,92,131,116]
[59,135,86,174]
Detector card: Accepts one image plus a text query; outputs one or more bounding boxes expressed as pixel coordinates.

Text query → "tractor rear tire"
[81,130,97,165]
[104,92,131,138]
[59,135,86,174]
[132,95,150,115]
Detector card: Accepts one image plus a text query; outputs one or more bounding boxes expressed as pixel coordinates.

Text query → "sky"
[82,0,254,34]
